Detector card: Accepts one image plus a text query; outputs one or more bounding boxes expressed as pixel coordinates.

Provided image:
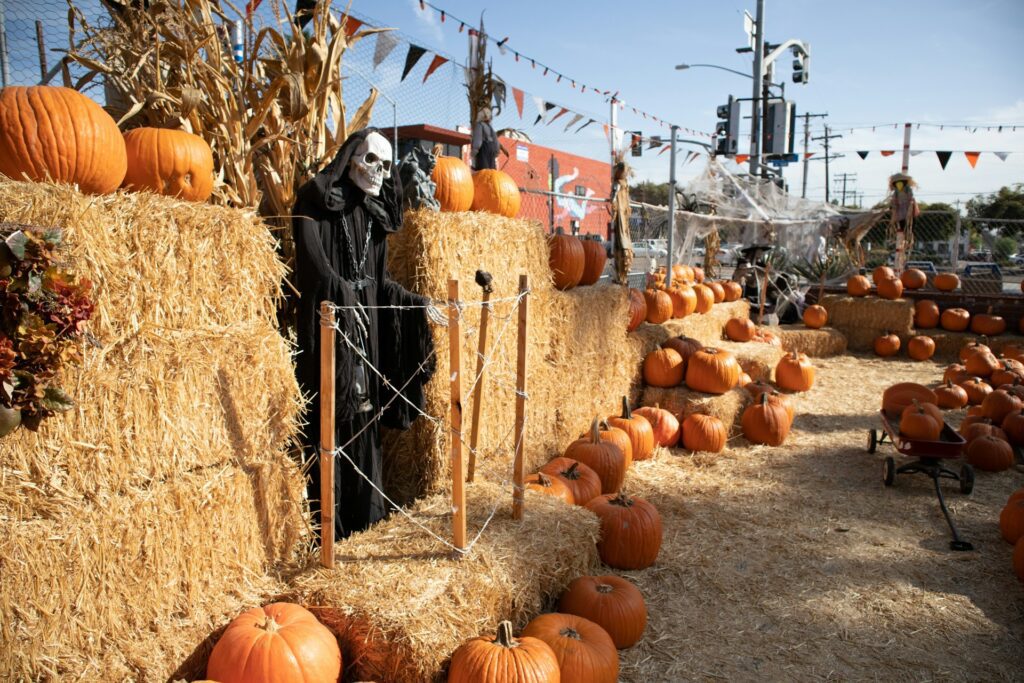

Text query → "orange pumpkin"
[899,401,941,441]
[685,347,740,395]
[448,621,560,683]
[667,285,697,318]
[627,288,647,332]
[585,492,663,570]
[206,603,341,683]
[741,392,792,446]
[881,382,937,416]
[548,230,585,290]
[803,304,828,329]
[540,457,602,506]
[565,418,627,494]
[964,350,998,377]
[521,613,619,683]
[0,85,127,194]
[940,308,970,332]
[593,420,634,469]
[558,575,647,649]
[933,272,960,292]
[935,380,968,409]
[578,237,608,286]
[776,351,816,392]
[981,389,1022,423]
[900,268,927,290]
[431,155,474,211]
[122,127,214,201]
[607,397,656,461]
[692,266,705,283]
[965,434,1014,472]
[873,333,901,357]
[471,169,520,216]
[876,275,904,300]
[1000,500,1024,545]
[721,281,743,302]
[943,363,970,385]
[634,405,681,447]
[725,317,756,342]
[662,336,703,365]
[643,347,684,387]
[970,308,1006,336]
[913,300,940,329]
[692,284,715,313]
[643,289,673,324]
[847,274,871,297]
[525,472,575,505]
[1003,410,1024,446]
[907,335,936,361]
[962,421,1007,444]
[681,413,727,453]
[959,377,993,406]
[959,339,991,362]
[991,360,1024,387]
[872,265,895,283]
[707,281,726,303]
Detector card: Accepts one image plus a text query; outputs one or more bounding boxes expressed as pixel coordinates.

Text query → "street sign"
[743,11,756,49]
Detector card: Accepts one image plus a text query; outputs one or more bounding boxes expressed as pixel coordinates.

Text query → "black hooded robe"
[292,128,435,541]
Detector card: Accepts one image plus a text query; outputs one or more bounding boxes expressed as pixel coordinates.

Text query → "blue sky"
[357,0,1024,207]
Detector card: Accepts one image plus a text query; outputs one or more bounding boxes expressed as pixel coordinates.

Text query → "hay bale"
[291,481,600,683]
[640,386,749,427]
[384,211,634,502]
[629,300,752,359]
[716,340,786,381]
[820,294,914,334]
[922,330,1024,361]
[773,325,849,357]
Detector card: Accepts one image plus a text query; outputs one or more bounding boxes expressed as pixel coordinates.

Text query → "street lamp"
[675,63,784,92]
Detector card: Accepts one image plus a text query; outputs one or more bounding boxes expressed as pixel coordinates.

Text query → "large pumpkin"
[540,457,602,506]
[959,377,992,406]
[970,308,1006,336]
[981,389,1022,423]
[643,289,673,324]
[847,274,871,297]
[876,275,904,300]
[935,380,968,409]
[741,392,792,446]
[627,288,647,332]
[548,230,585,290]
[999,499,1024,545]
[965,434,1014,472]
[873,333,901,357]
[448,620,560,683]
[643,347,684,387]
[607,396,656,461]
[579,237,608,286]
[471,168,520,216]
[633,405,681,447]
[913,300,940,329]
[681,413,727,453]
[940,308,970,332]
[521,613,619,683]
[685,347,740,395]
[907,335,936,361]
[707,281,726,303]
[900,268,927,290]
[964,350,998,377]
[692,284,715,313]
[934,272,960,292]
[667,285,697,318]
[592,420,634,468]
[431,155,474,211]
[725,317,756,342]
[558,575,647,649]
[206,602,341,683]
[564,418,627,494]
[585,492,663,570]
[872,265,895,283]
[775,351,815,392]
[122,127,214,201]
[0,85,127,194]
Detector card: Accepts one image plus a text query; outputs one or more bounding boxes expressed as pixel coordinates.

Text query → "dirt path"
[617,354,1024,681]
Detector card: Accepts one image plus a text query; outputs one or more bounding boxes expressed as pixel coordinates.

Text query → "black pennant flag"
[576,118,595,133]
[936,151,952,170]
[534,101,557,125]
[401,45,427,81]
[857,151,868,159]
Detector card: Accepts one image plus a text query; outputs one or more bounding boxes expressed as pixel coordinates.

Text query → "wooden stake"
[512,275,529,520]
[448,279,467,551]
[758,261,770,325]
[35,21,48,83]
[467,271,494,482]
[319,301,336,569]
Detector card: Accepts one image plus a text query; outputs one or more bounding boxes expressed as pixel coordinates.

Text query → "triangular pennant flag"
[531,96,545,124]
[373,32,400,69]
[576,118,595,133]
[735,154,749,164]
[658,145,671,156]
[548,107,569,125]
[343,17,364,38]
[910,150,924,156]
[512,88,525,118]
[422,54,448,83]
[804,152,815,159]
[964,151,980,168]
[936,151,952,169]
[563,113,584,132]
[647,138,661,150]
[880,150,895,157]
[857,151,869,159]
[995,152,1010,161]
[602,124,610,141]
[401,45,427,81]
[534,102,556,125]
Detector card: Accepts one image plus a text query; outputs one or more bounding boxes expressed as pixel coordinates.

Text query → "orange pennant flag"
[964,151,980,168]
[735,154,749,164]
[602,124,610,141]
[422,54,449,83]
[880,150,895,157]
[343,17,364,39]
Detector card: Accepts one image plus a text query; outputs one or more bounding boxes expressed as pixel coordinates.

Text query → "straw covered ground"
[614,353,1024,680]
[292,481,600,683]
[384,210,635,502]
[774,324,849,357]
[0,180,304,679]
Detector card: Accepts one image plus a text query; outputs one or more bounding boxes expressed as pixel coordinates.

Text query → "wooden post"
[512,275,529,520]
[467,271,494,482]
[319,302,336,568]
[758,261,770,325]
[35,21,47,83]
[448,279,467,551]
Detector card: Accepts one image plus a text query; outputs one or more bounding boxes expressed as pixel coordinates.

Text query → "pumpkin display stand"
[639,386,749,430]
[819,294,914,351]
[0,180,304,679]
[773,324,849,357]
[628,299,752,358]
[291,481,600,683]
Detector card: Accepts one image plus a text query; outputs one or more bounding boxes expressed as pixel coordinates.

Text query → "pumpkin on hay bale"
[548,229,584,290]
[541,457,602,506]
[122,127,215,201]
[471,168,520,217]
[607,396,656,462]
[431,156,474,211]
[565,418,628,494]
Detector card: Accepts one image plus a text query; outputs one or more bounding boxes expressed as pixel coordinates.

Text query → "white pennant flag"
[910,150,924,156]
[532,95,546,122]
[373,32,400,69]
[994,152,1010,161]
[563,112,584,132]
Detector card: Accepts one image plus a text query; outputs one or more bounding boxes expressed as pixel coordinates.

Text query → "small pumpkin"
[521,613,619,683]
[873,332,901,358]
[122,127,215,201]
[558,575,647,649]
[913,300,940,329]
[881,382,937,416]
[933,272,960,292]
[899,401,942,441]
[525,472,575,505]
[970,307,1006,336]
[643,347,684,387]
[540,457,602,506]
[206,602,341,683]
[872,265,895,283]
[964,350,998,378]
[943,363,971,385]
[634,405,681,447]
[965,434,1014,472]
[627,288,647,332]
[643,289,673,324]
[662,336,703,364]
[585,492,663,570]
[775,351,815,392]
[900,268,927,290]
[549,230,585,290]
[847,274,872,297]
[959,377,993,406]
[565,418,627,494]
[907,335,936,361]
[431,155,474,211]
[802,304,828,329]
[685,347,740,395]
[692,284,715,314]
[707,281,726,303]
[940,308,970,332]
[1001,500,1024,545]
[721,281,743,302]
[681,413,727,453]
[876,275,904,300]
[741,392,792,446]
[471,168,521,216]
[934,380,968,409]
[607,396,656,462]
[959,339,991,362]
[724,317,756,342]
[448,620,560,683]
[578,237,608,286]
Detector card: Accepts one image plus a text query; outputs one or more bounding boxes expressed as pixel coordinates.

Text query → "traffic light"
[630,131,643,157]
[792,52,809,84]
[764,99,796,156]
[714,96,740,156]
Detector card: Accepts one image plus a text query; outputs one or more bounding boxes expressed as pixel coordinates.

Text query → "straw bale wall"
[919,329,1024,361]
[0,180,304,680]
[773,325,849,357]
[627,300,751,359]
[715,340,786,381]
[384,210,635,502]
[820,294,913,352]
[292,481,600,683]
[640,386,749,428]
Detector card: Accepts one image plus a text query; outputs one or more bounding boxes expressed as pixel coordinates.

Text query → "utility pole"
[801,112,827,198]
[748,0,765,178]
[833,172,857,207]
[811,126,842,203]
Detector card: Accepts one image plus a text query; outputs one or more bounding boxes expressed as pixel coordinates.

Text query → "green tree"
[966,184,1024,238]
[630,181,670,205]
[914,202,958,241]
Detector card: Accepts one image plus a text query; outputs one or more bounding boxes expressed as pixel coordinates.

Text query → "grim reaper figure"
[292,128,436,541]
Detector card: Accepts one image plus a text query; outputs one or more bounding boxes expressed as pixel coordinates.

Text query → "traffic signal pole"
[748,0,766,177]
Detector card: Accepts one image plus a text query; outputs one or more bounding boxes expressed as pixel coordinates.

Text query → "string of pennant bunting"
[833,122,1022,134]
[846,150,1012,169]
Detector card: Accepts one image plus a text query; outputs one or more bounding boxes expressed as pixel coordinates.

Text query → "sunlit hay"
[773,324,849,357]
[640,386,749,428]
[819,294,914,351]
[716,339,787,382]
[924,329,1024,362]
[628,300,752,360]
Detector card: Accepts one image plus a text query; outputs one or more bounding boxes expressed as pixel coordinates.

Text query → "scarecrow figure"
[609,158,634,284]
[888,172,919,272]
[471,107,500,171]
[292,128,436,541]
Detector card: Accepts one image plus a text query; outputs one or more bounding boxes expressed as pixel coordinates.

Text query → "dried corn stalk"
[66,0,383,218]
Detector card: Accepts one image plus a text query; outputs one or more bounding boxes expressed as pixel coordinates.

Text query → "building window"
[575,185,586,196]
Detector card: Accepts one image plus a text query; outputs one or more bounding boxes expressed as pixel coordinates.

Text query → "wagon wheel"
[867,429,878,454]
[883,457,896,486]
[959,464,975,495]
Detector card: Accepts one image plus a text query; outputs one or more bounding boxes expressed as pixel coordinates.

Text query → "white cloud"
[408,0,445,46]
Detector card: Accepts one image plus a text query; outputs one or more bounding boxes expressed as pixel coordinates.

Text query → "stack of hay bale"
[819,293,914,351]
[0,180,305,680]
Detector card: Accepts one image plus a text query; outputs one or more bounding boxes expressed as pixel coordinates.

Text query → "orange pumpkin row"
[914,300,1014,335]
[642,345,740,395]
[849,267,960,297]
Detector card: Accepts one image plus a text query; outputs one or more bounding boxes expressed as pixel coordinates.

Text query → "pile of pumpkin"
[432,155,522,217]
[547,229,610,290]
[847,265,960,300]
[723,316,783,346]
[627,265,743,331]
[1000,487,1024,584]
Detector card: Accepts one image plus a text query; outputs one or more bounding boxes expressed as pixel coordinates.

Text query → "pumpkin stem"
[596,583,614,594]
[760,392,770,406]
[495,620,519,649]
[564,462,581,480]
[260,615,281,634]
[609,491,634,507]
[559,627,583,640]
[621,396,631,419]
[590,417,602,444]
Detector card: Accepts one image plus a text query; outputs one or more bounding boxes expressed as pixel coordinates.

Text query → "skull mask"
[348,131,393,197]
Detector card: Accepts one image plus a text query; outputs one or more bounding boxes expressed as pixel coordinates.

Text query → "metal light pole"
[665,124,678,288]
[748,0,766,177]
